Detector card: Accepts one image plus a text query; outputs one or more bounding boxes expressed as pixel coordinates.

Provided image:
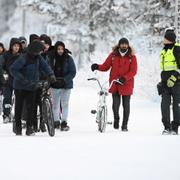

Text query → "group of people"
[0,28,179,136]
[0,34,76,135]
[91,29,180,135]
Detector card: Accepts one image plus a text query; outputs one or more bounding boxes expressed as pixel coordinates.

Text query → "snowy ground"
[0,87,180,180]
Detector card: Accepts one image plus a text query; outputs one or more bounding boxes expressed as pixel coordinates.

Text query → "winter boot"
[3,115,10,123]
[61,121,70,131]
[26,127,35,136]
[171,122,178,135]
[121,125,128,132]
[54,121,60,129]
[40,123,46,132]
[162,128,171,135]
[113,119,119,129]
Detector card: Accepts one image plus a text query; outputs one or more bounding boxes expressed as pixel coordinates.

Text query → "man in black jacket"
[159,29,180,135]
[10,41,56,136]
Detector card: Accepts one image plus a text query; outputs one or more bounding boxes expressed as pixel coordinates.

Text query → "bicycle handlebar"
[88,78,123,90]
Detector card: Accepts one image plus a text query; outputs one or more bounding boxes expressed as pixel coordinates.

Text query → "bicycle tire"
[42,97,55,137]
[98,106,107,132]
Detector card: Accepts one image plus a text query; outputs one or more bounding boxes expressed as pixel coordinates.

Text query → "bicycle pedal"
[91,110,97,114]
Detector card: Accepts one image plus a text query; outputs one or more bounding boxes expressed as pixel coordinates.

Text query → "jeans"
[3,85,13,117]
[51,88,71,122]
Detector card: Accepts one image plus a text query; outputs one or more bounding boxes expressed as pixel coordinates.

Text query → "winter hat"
[54,41,65,51]
[40,34,52,46]
[118,38,129,46]
[164,30,176,43]
[19,36,27,44]
[29,34,40,44]
[27,40,44,55]
[9,38,21,51]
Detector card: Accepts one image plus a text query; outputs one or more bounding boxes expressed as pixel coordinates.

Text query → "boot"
[113,119,119,129]
[40,123,46,132]
[61,121,70,131]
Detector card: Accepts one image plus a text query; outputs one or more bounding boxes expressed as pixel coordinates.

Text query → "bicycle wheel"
[98,106,107,132]
[42,97,55,137]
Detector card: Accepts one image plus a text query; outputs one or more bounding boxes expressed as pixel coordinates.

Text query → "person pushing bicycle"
[91,38,137,131]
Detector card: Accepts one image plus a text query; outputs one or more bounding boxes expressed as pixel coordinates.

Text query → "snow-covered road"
[0,87,179,180]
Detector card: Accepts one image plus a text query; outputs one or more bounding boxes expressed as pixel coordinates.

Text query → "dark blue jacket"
[10,54,53,91]
[49,52,76,89]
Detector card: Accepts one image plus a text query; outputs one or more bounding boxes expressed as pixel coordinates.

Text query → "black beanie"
[118,38,129,46]
[28,41,44,55]
[164,30,176,43]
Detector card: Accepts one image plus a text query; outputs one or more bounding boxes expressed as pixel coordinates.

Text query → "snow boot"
[61,121,70,131]
[162,128,171,135]
[113,119,119,129]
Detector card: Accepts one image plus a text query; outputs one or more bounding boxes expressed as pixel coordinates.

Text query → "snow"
[0,86,180,180]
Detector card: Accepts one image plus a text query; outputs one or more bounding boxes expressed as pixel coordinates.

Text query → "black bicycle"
[37,80,55,137]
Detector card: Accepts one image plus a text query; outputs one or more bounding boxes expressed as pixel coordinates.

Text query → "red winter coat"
[98,48,137,95]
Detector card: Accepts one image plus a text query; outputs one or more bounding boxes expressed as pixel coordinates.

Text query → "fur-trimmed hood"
[112,44,135,57]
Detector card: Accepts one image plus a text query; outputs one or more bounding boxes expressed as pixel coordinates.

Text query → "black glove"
[116,77,126,85]
[91,64,99,72]
[51,79,66,89]
[49,75,56,84]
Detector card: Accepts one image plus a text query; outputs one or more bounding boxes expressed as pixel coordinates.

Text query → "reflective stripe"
[160,43,180,71]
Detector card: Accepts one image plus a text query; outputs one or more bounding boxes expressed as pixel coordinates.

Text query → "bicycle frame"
[88,77,122,132]
[88,78,110,132]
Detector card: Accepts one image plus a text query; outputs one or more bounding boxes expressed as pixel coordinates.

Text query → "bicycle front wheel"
[98,106,107,133]
[42,97,55,137]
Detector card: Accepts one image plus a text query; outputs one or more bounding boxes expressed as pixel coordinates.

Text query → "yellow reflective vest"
[160,43,180,71]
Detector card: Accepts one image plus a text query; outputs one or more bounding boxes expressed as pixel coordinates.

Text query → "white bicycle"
[88,77,122,132]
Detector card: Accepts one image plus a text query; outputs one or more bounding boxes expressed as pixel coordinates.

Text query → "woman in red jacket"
[91,38,137,131]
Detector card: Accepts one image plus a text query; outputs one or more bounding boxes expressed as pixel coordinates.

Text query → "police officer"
[159,29,180,135]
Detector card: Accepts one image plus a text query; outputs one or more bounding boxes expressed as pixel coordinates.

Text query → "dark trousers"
[3,85,13,116]
[161,83,180,130]
[14,89,36,130]
[112,92,131,126]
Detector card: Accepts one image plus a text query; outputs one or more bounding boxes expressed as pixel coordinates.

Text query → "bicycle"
[37,80,55,137]
[88,77,122,132]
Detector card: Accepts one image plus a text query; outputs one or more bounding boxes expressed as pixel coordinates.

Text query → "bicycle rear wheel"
[42,97,55,137]
[98,106,107,132]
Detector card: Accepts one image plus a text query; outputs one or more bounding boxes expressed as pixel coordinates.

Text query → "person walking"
[49,41,76,131]
[0,38,22,123]
[10,41,55,135]
[91,38,137,131]
[157,29,180,135]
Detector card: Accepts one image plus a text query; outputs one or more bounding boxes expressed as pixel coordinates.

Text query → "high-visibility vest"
[160,43,180,71]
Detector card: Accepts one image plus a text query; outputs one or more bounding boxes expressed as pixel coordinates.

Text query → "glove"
[91,64,99,72]
[167,75,177,87]
[49,75,56,84]
[51,79,66,89]
[116,77,126,85]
